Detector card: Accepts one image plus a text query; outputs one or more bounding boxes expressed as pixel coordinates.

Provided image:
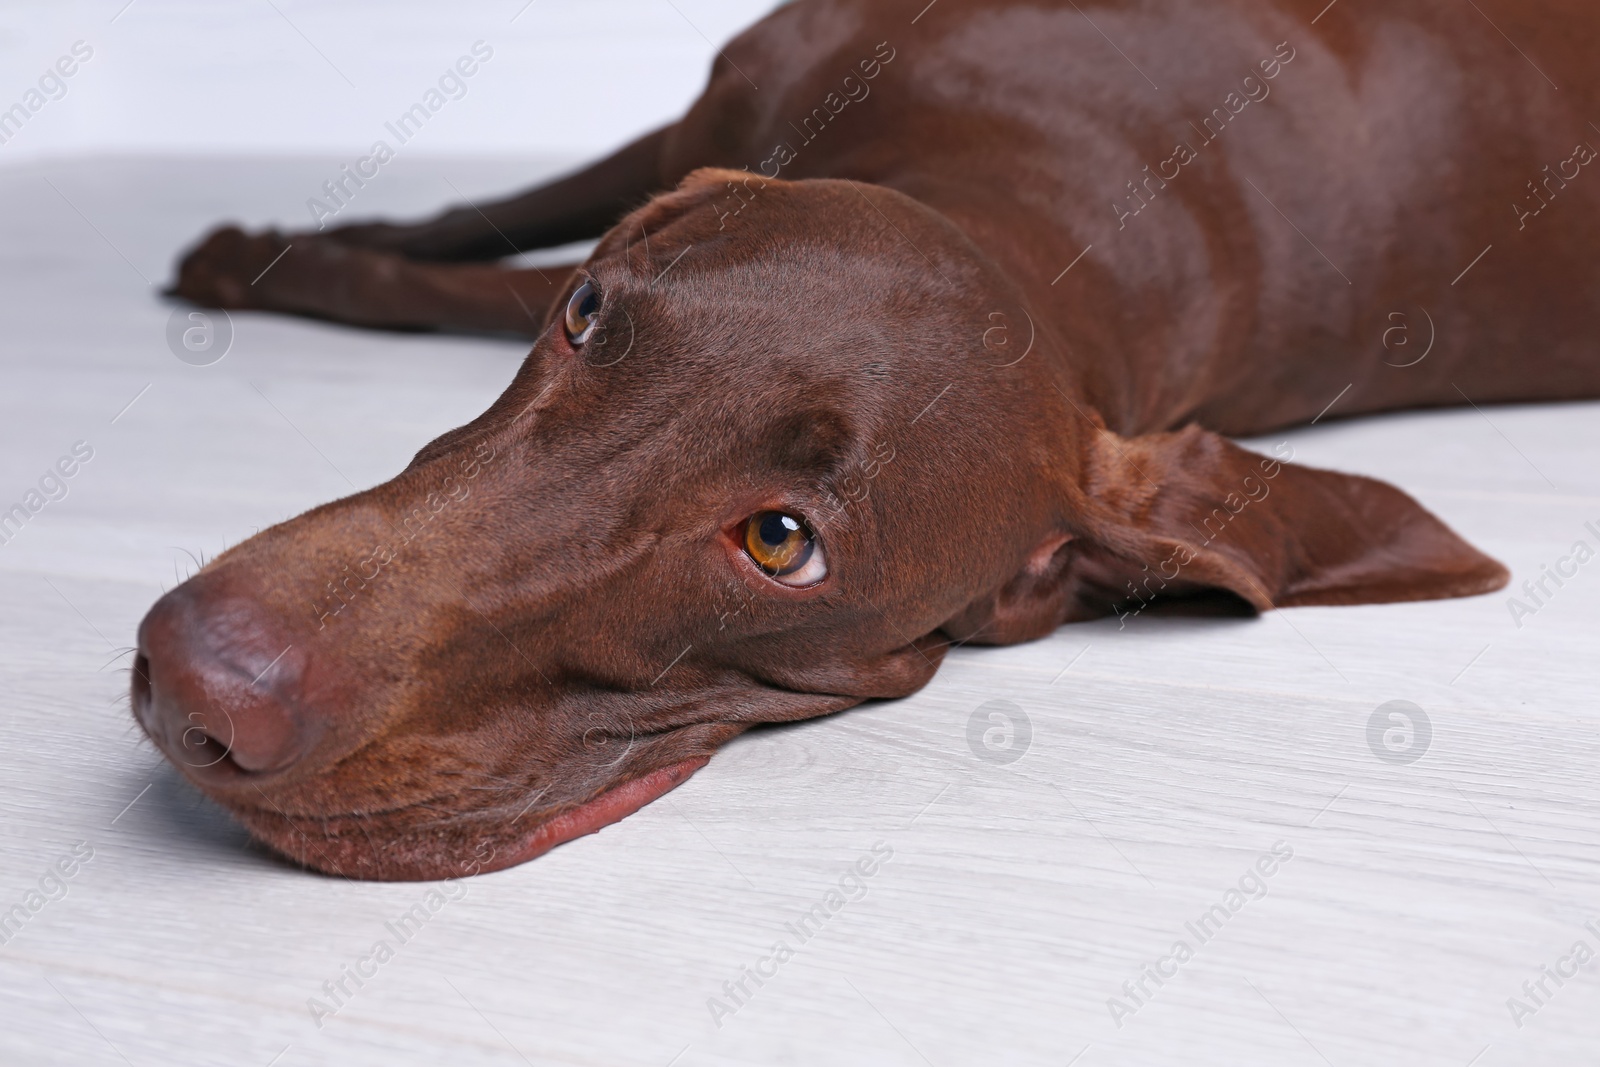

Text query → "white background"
[0,0,784,163]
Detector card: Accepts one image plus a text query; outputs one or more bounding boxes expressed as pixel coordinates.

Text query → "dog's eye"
[742,511,827,586]
[564,281,601,345]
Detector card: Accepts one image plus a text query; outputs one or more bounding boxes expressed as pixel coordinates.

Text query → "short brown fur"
[144,0,1596,878]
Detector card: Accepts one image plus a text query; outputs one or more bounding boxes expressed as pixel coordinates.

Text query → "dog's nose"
[133,584,312,778]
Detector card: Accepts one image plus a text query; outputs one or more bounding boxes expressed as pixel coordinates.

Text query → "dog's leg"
[170,124,680,331]
[172,228,577,337]
[329,124,676,261]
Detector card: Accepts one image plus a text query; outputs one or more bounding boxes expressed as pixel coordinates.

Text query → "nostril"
[175,721,245,776]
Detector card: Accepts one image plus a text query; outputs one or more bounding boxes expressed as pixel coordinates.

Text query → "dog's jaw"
[226,757,710,881]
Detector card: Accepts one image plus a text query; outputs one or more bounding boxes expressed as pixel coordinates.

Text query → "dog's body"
[178,0,1600,434]
[146,0,1597,879]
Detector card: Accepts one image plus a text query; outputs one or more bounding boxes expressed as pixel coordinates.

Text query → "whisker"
[173,545,206,580]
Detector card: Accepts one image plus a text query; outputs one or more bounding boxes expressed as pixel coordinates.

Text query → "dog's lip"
[231,756,711,880]
[471,756,711,875]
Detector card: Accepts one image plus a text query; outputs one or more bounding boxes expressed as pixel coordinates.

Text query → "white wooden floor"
[2,155,1598,1067]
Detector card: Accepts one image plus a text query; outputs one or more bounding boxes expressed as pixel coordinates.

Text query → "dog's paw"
[168,226,295,309]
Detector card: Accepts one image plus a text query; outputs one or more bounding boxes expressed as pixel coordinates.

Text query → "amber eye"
[742,511,828,586]
[564,280,601,345]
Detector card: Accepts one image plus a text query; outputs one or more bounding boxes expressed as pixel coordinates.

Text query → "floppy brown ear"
[944,424,1508,644]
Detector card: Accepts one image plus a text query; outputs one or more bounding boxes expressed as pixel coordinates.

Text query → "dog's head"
[134,171,1505,879]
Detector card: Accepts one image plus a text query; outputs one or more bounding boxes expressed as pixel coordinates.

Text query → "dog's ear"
[677,166,770,191]
[943,424,1508,644]
[647,167,783,224]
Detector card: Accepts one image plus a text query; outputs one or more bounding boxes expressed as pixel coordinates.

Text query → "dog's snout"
[135,584,313,779]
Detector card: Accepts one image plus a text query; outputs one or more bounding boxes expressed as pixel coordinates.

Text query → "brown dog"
[143,0,1597,880]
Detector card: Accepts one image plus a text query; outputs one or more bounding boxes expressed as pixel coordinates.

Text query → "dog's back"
[691,0,1600,434]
